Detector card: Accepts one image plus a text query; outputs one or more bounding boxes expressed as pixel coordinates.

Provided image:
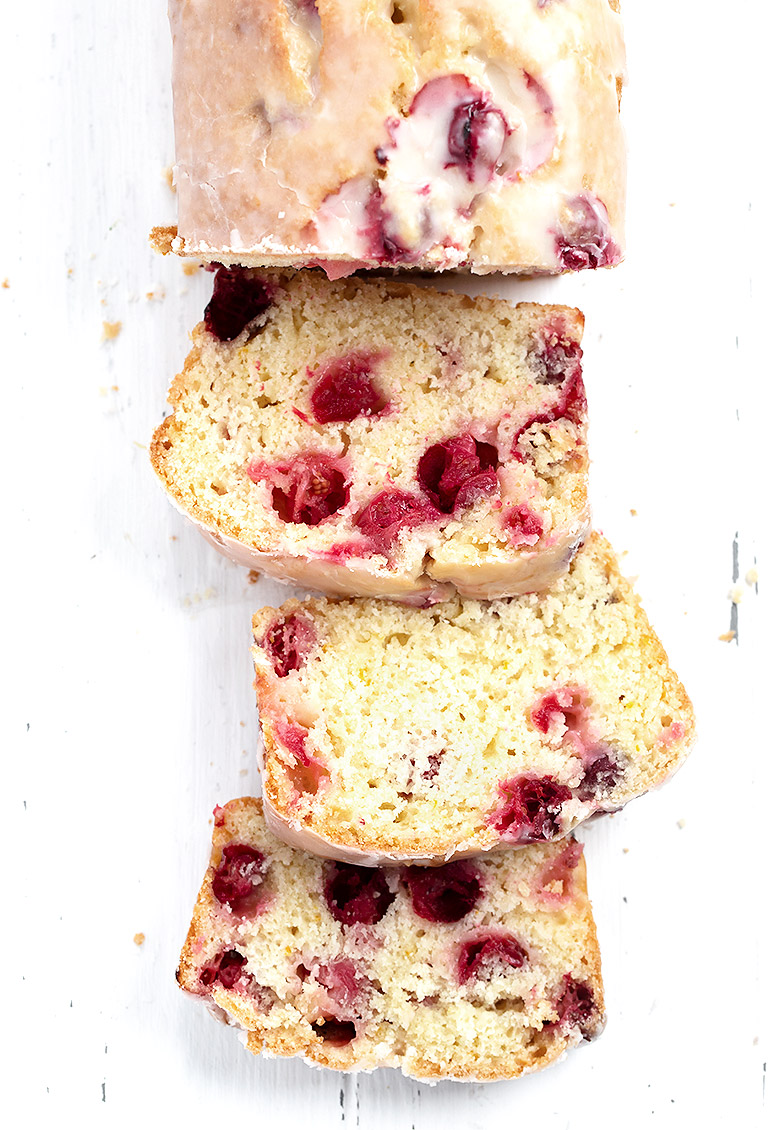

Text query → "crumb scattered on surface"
[163,165,175,192]
[182,261,201,276]
[181,587,217,608]
[240,721,246,728]
[145,284,166,301]
[746,567,759,587]
[133,933,145,946]
[629,508,637,517]
[247,570,260,584]
[101,320,122,341]
[728,585,744,604]
[1,278,9,289]
[676,818,686,830]
[622,847,629,854]
[719,630,736,642]
[239,768,249,777]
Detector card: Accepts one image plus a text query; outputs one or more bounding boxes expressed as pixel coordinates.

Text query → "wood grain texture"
[3,1,777,1125]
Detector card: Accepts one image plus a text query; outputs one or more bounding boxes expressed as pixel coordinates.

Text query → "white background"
[4,2,778,1126]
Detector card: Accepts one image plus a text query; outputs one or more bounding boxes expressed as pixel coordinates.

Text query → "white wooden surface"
[4,2,778,1125]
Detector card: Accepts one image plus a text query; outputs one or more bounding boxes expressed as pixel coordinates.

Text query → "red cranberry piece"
[531,687,587,736]
[529,326,583,387]
[578,749,622,801]
[513,367,586,451]
[314,957,368,1012]
[548,974,597,1037]
[309,354,386,424]
[263,613,316,678]
[212,844,266,911]
[313,1018,357,1046]
[447,95,507,182]
[404,861,483,923]
[417,434,499,514]
[457,931,528,983]
[489,775,572,843]
[556,195,621,272]
[248,454,349,526]
[199,949,247,990]
[203,266,273,342]
[503,504,543,546]
[354,489,438,553]
[274,721,329,795]
[323,862,394,925]
[362,186,412,264]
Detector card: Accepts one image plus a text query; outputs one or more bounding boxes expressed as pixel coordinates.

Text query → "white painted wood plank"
[3,1,776,1125]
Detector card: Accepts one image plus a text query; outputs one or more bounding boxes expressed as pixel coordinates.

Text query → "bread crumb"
[247,570,260,584]
[101,320,122,341]
[239,768,249,777]
[182,261,201,277]
[163,165,175,192]
[133,933,145,946]
[719,630,736,642]
[622,847,629,854]
[629,508,637,517]
[676,818,686,829]
[728,585,744,604]
[1,278,9,289]
[746,567,759,586]
[145,284,166,301]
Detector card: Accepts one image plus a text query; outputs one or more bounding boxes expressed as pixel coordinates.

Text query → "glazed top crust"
[169,0,626,271]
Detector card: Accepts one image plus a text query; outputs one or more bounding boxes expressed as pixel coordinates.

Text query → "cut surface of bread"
[252,533,695,864]
[151,269,590,602]
[178,797,604,1081]
[158,0,625,274]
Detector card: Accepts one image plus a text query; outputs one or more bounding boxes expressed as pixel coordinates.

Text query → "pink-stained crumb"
[528,323,583,387]
[309,352,387,424]
[531,686,591,746]
[305,259,372,280]
[659,721,686,746]
[417,434,499,514]
[204,266,274,341]
[323,862,395,926]
[247,453,350,526]
[421,750,444,782]
[273,720,330,797]
[456,931,528,984]
[534,841,583,908]
[503,504,544,547]
[513,366,586,452]
[213,804,226,828]
[404,861,483,923]
[354,489,440,554]
[489,774,572,843]
[263,613,317,678]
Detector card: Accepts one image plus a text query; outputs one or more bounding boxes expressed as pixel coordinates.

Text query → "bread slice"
[151,269,590,602]
[252,532,695,864]
[156,0,625,275]
[178,797,604,1081]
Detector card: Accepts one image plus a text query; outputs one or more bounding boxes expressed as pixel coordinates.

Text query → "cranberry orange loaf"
[252,533,695,864]
[150,269,590,602]
[179,797,604,1080]
[154,0,625,275]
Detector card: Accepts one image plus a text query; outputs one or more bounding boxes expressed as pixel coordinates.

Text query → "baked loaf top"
[150,269,590,602]
[178,797,604,1081]
[158,0,625,275]
[252,533,695,864]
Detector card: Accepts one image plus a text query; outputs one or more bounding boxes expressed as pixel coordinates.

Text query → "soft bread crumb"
[745,567,759,586]
[178,797,604,1081]
[101,320,122,341]
[719,630,736,643]
[134,933,145,946]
